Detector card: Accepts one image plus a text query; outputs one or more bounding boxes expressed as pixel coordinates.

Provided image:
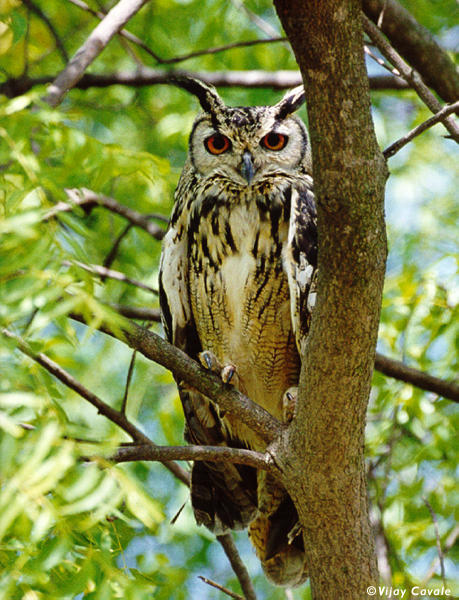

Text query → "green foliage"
[0,1,457,598]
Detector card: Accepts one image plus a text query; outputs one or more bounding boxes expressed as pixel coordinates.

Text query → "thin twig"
[2,327,190,485]
[63,260,158,295]
[102,223,133,274]
[383,101,459,158]
[45,0,151,107]
[158,37,286,65]
[216,534,258,600]
[22,0,69,63]
[374,353,459,403]
[121,350,137,414]
[362,15,459,142]
[198,576,244,600]
[111,444,272,471]
[61,187,165,240]
[420,525,459,586]
[423,497,447,586]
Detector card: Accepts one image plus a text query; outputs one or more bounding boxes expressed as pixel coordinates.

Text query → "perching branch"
[362,15,459,143]
[45,0,150,107]
[383,101,459,159]
[111,444,272,471]
[66,311,281,444]
[0,69,407,98]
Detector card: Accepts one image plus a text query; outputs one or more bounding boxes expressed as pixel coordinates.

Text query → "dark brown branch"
[111,304,161,321]
[63,260,158,295]
[49,187,165,240]
[67,312,281,444]
[45,0,150,107]
[22,0,69,63]
[362,15,459,143]
[102,222,133,273]
[374,353,459,403]
[362,0,459,105]
[0,70,407,98]
[121,349,137,414]
[2,327,189,485]
[155,38,287,65]
[66,0,282,65]
[383,101,459,158]
[111,444,272,471]
[216,534,258,600]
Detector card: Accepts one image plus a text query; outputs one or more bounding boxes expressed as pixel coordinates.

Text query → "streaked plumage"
[159,77,317,587]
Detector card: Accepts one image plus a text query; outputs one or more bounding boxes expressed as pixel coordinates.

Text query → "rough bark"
[273,1,387,598]
[362,0,459,105]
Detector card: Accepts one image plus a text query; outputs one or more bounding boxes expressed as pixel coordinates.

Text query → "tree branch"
[66,312,281,444]
[66,0,283,66]
[198,576,244,600]
[2,327,190,485]
[374,353,459,403]
[216,534,258,600]
[3,327,259,597]
[43,187,166,240]
[22,0,69,63]
[362,15,459,143]
[45,0,150,107]
[63,260,158,295]
[0,69,407,98]
[362,0,459,105]
[111,444,272,471]
[383,101,459,159]
[111,304,161,321]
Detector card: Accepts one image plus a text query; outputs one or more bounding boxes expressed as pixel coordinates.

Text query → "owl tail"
[248,477,308,587]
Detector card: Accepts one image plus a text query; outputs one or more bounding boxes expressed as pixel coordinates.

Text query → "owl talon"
[221,364,236,384]
[282,387,298,423]
[199,351,237,385]
[287,521,302,545]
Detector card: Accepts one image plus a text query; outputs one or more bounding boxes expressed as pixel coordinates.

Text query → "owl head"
[170,75,311,185]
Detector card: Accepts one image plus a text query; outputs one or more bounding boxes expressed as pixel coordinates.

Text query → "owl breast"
[186,178,301,448]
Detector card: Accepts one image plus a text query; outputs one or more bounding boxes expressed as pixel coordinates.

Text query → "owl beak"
[241,151,254,185]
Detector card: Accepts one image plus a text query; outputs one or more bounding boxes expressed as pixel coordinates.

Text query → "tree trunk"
[273,1,387,598]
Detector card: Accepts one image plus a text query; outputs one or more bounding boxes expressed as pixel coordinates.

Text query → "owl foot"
[199,350,236,384]
[282,386,298,423]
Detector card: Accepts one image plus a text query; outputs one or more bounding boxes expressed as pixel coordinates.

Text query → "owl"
[159,76,317,587]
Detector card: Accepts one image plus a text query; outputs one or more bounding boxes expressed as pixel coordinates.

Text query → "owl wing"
[159,222,258,534]
[284,176,318,355]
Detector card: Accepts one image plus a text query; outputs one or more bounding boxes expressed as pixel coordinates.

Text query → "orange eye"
[205,134,231,155]
[262,132,288,151]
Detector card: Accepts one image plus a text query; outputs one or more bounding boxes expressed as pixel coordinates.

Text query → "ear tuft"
[274,85,306,119]
[168,74,225,116]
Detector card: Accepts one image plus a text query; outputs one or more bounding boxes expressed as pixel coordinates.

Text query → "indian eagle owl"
[159,76,317,587]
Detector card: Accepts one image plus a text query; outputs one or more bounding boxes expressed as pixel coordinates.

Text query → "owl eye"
[262,132,288,151]
[205,134,231,155]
